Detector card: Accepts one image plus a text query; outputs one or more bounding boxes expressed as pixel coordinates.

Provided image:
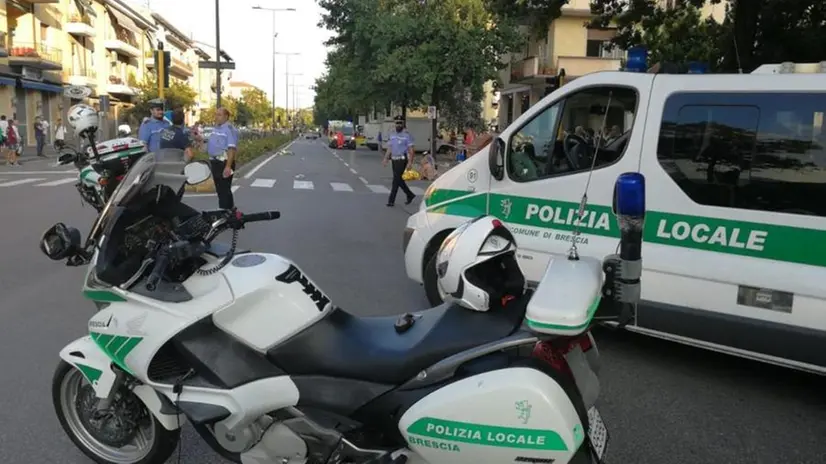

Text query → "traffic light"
[543,69,567,97]
[155,42,171,90]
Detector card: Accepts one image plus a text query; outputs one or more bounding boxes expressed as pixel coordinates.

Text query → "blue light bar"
[625,47,648,73]
[614,172,646,217]
[687,62,708,74]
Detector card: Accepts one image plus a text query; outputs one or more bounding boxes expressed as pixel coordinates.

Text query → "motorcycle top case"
[525,256,604,336]
[87,137,147,159]
[399,367,586,463]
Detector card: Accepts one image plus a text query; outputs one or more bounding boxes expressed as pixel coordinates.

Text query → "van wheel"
[423,252,445,307]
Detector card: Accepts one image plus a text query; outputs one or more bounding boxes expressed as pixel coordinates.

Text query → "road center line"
[243,140,294,179]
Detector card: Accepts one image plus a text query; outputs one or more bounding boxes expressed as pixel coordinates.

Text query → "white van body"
[403,70,826,374]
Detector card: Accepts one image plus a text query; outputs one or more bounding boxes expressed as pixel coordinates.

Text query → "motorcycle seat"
[266,299,527,385]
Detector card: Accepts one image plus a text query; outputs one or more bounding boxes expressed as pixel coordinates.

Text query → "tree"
[588,0,826,73]
[316,0,522,150]
[122,75,197,126]
[240,88,273,128]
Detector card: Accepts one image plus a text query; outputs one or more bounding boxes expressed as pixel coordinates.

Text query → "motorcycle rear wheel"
[52,361,180,464]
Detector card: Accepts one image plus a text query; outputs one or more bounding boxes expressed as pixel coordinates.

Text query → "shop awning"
[21,80,63,93]
[74,0,96,17]
[106,6,142,35]
[0,77,16,86]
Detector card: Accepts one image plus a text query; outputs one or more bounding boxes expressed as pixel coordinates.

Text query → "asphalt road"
[0,138,823,464]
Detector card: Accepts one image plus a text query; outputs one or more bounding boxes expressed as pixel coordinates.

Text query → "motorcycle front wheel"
[52,361,180,464]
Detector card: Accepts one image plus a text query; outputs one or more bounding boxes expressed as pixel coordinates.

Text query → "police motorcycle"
[56,98,149,212]
[40,138,646,463]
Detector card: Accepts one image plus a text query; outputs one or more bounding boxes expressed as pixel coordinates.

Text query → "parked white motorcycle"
[56,104,148,212]
[40,149,645,464]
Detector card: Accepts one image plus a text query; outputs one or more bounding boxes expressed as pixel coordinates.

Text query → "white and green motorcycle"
[57,134,148,212]
[40,150,646,464]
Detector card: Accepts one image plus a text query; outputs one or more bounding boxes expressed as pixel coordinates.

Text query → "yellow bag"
[402,169,420,181]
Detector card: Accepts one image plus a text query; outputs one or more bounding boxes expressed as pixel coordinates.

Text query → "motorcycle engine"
[213,416,308,463]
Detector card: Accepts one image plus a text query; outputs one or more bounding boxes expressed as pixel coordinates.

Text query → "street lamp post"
[275,52,299,128]
[252,6,296,131]
[288,75,304,128]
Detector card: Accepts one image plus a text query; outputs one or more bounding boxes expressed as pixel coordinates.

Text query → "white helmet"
[67,104,99,138]
[436,216,525,312]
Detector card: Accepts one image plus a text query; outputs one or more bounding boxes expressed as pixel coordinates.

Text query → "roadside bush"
[193,133,294,165]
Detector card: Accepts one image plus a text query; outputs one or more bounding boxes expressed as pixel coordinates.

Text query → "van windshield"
[341,126,354,136]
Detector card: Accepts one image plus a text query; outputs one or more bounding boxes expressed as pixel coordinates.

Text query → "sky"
[142,0,333,109]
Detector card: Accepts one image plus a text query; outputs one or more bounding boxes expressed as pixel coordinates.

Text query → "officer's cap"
[394,115,405,123]
[148,98,165,109]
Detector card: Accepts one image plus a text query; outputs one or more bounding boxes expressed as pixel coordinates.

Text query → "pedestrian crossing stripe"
[247,180,423,195]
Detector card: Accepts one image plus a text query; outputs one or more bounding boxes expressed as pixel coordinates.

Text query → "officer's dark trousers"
[210,159,236,210]
[389,158,414,205]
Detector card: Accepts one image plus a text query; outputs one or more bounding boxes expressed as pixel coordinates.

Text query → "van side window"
[507,86,637,183]
[658,92,826,217]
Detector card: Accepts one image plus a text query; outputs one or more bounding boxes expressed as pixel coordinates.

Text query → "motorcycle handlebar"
[240,211,280,223]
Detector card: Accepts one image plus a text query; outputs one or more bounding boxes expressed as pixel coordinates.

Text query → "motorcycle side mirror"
[184,161,211,185]
[39,223,82,261]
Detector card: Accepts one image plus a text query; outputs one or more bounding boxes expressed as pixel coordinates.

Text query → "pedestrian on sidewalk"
[207,107,238,210]
[34,116,47,157]
[382,115,416,207]
[54,118,67,150]
[138,99,171,153]
[5,119,20,166]
[160,109,194,162]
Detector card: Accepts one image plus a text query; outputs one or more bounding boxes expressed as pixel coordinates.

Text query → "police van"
[403,62,826,373]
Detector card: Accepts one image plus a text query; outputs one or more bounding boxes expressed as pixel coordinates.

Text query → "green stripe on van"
[425,189,826,267]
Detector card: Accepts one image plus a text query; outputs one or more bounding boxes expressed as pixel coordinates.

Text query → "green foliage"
[235,133,293,164]
[240,88,272,128]
[193,133,293,165]
[314,0,522,128]
[589,0,826,73]
[122,75,197,126]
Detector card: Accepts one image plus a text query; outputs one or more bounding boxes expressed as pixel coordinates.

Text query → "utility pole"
[254,7,296,130]
[215,0,221,107]
[275,52,299,127]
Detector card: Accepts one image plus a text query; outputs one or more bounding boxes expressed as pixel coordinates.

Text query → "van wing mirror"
[489,137,505,180]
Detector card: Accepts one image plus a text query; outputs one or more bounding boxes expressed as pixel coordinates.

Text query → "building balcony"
[66,14,96,37]
[8,42,62,70]
[107,75,135,96]
[105,30,140,58]
[68,65,96,87]
[556,56,622,78]
[509,56,556,83]
[171,57,193,77]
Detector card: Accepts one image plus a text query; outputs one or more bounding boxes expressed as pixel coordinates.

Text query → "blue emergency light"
[687,62,708,74]
[625,47,648,73]
[614,172,646,218]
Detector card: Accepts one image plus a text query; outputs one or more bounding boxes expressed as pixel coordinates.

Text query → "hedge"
[193,132,294,165]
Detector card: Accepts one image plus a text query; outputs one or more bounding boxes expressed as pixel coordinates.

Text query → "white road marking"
[330,182,353,192]
[0,178,46,187]
[243,139,295,179]
[367,185,390,194]
[343,162,349,167]
[251,178,276,188]
[293,180,314,190]
[359,177,369,184]
[349,168,358,174]
[36,178,77,186]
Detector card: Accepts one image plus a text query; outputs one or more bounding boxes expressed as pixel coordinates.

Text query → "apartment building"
[497,0,726,130]
[0,0,221,150]
[226,80,258,100]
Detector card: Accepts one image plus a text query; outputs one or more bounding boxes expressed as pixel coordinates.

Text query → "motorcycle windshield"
[86,153,157,246]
